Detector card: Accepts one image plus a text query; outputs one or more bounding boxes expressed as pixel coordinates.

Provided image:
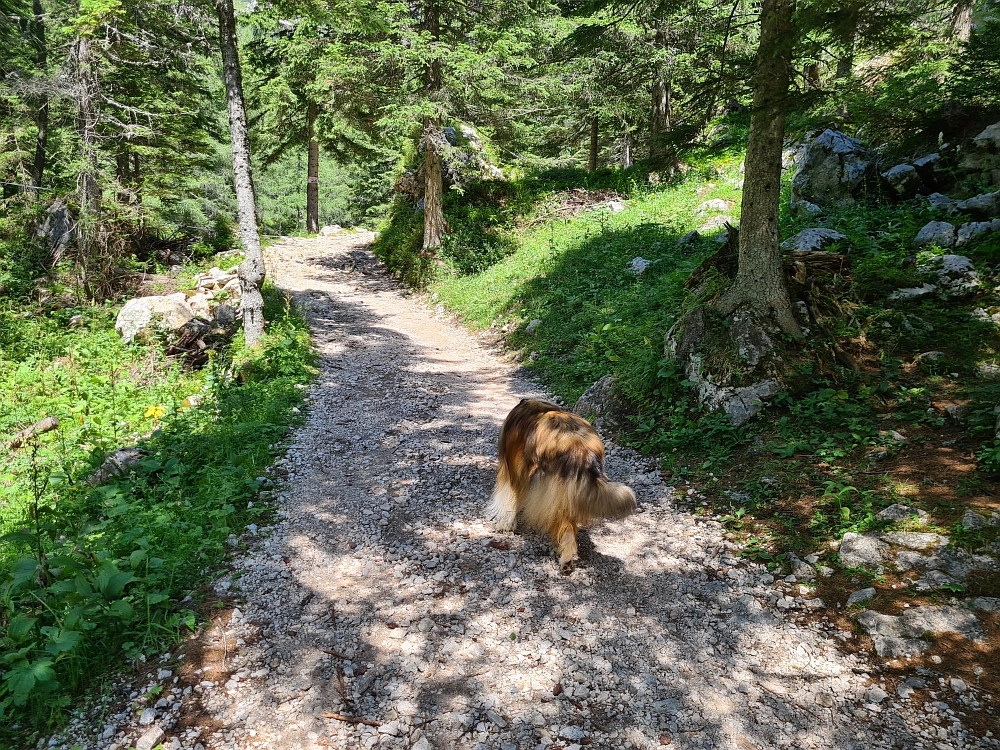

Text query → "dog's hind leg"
[487,479,518,532]
[554,520,579,573]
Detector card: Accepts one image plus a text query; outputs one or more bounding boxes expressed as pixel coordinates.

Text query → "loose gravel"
[53,233,998,750]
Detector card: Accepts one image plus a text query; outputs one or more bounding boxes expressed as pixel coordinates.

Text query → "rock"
[838,532,886,570]
[951,678,968,694]
[956,219,1000,246]
[696,198,732,215]
[955,190,1000,218]
[972,597,1000,612]
[115,294,196,343]
[913,221,956,248]
[915,350,946,363]
[857,605,982,658]
[916,253,981,299]
[880,531,948,550]
[524,319,542,334]
[913,570,959,592]
[697,215,731,233]
[865,686,889,704]
[628,257,653,275]
[573,375,626,433]
[882,164,923,198]
[412,739,432,750]
[320,225,343,236]
[88,447,150,485]
[560,726,587,741]
[135,727,165,750]
[791,129,873,208]
[793,200,823,217]
[847,588,876,606]
[912,153,944,186]
[781,228,848,252]
[876,504,928,524]
[139,707,156,725]
[790,555,816,581]
[214,303,237,330]
[962,510,988,529]
[959,122,1000,185]
[600,199,626,212]
[678,230,701,245]
[926,192,954,212]
[889,283,937,301]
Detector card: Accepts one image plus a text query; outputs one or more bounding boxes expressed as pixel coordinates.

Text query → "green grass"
[0,285,314,737]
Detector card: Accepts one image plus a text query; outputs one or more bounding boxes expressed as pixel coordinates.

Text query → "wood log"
[9,416,60,451]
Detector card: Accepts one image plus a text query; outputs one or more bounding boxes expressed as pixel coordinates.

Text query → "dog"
[487,399,636,571]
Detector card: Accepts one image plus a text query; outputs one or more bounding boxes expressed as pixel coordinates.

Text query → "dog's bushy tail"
[583,475,637,521]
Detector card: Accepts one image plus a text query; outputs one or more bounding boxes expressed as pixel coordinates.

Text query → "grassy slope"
[0,283,314,736]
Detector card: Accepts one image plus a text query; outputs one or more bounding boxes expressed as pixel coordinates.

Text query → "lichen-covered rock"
[791,129,872,208]
[857,605,983,658]
[956,219,1000,246]
[882,163,923,198]
[838,532,886,570]
[781,228,848,252]
[955,190,1000,218]
[115,293,195,343]
[876,503,928,525]
[916,253,981,298]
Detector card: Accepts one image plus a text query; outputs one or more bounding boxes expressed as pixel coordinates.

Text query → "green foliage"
[0,286,314,732]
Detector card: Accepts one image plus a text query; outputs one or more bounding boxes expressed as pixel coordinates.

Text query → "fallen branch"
[9,417,60,451]
[322,648,349,659]
[322,711,379,727]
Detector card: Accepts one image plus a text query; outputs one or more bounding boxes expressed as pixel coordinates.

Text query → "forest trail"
[147,232,975,750]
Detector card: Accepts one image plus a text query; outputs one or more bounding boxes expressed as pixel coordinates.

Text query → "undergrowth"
[0,285,314,736]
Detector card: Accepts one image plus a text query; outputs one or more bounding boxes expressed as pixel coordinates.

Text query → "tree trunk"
[622,129,632,169]
[649,26,672,164]
[804,62,820,90]
[30,0,47,190]
[715,0,802,337]
[75,30,101,296]
[588,117,598,172]
[950,0,973,42]
[422,124,445,254]
[217,0,265,347]
[306,100,319,234]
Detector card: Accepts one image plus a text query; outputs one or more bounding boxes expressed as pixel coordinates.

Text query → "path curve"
[106,234,994,750]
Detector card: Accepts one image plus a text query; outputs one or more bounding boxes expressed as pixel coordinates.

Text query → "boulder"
[115,294,196,343]
[839,532,887,570]
[876,503,928,525]
[782,228,848,252]
[857,605,983,658]
[628,257,652,275]
[697,215,731,233]
[916,253,981,299]
[956,219,1000,246]
[696,198,732,215]
[889,283,937,301]
[846,588,876,606]
[913,221,956,248]
[954,190,1000,219]
[925,192,954,212]
[573,375,626,433]
[88,447,150,485]
[791,129,873,208]
[882,164,923,198]
[912,153,944,187]
[319,224,343,236]
[959,121,1000,185]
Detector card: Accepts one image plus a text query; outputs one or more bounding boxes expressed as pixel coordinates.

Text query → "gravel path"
[80,233,997,750]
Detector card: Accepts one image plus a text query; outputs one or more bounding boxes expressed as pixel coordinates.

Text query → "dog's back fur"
[488,399,636,570]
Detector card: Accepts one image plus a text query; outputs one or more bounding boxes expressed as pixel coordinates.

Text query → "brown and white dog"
[488,399,637,571]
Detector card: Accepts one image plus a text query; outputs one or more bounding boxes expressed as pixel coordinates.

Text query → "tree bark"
[30,0,47,190]
[306,100,319,234]
[804,62,820,90]
[649,25,672,164]
[422,124,445,254]
[588,116,598,172]
[75,30,101,296]
[950,0,973,42]
[622,129,632,169]
[217,0,265,347]
[715,0,802,337]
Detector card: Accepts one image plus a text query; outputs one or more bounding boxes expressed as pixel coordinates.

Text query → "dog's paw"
[493,511,517,532]
[558,557,579,575]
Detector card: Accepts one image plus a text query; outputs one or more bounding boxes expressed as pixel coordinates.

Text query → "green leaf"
[97,570,136,599]
[40,627,82,655]
[0,531,37,546]
[4,658,56,704]
[109,600,134,620]
[129,549,147,569]
[146,592,170,605]
[8,616,37,643]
